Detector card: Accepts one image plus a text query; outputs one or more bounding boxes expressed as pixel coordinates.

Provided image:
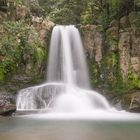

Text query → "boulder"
[122,92,140,112]
[0,93,16,116]
[120,16,130,29]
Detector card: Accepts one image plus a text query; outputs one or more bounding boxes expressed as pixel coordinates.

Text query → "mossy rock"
[0,67,4,81]
[122,92,140,112]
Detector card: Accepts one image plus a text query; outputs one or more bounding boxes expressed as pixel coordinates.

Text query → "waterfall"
[16,25,111,112]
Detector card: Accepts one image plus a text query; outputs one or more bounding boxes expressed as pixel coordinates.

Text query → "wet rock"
[0,94,16,116]
[122,92,140,112]
[111,96,123,110]
[128,12,137,26]
[0,74,43,95]
[120,16,130,29]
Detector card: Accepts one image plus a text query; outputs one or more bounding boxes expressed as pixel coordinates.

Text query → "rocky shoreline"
[0,93,16,116]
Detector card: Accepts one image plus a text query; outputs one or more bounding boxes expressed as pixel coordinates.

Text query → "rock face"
[119,32,131,79]
[81,13,140,110]
[81,25,102,64]
[31,16,55,45]
[0,94,16,116]
[0,2,55,114]
[81,13,140,86]
[15,5,30,20]
[122,92,140,112]
[0,3,54,78]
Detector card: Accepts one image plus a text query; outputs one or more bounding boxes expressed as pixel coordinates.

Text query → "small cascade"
[16,25,111,112]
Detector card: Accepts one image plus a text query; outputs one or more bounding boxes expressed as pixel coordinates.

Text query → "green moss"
[36,47,45,62]
[126,71,140,90]
[0,66,4,81]
[100,49,140,94]
[80,10,93,24]
[0,20,47,81]
[100,50,128,93]
[96,25,104,33]
[88,59,101,87]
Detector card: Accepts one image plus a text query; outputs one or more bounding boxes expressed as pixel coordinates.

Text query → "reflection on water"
[0,117,140,140]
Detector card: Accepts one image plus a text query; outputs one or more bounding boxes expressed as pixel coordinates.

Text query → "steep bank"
[0,1,54,115]
[80,12,140,112]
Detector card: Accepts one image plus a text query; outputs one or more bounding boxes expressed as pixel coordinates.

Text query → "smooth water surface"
[0,116,140,140]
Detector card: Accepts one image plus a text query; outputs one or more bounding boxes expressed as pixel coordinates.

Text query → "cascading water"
[16,25,111,113]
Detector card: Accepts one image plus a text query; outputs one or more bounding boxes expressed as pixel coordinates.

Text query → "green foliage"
[15,0,23,5]
[132,12,140,30]
[43,0,87,24]
[127,71,140,90]
[0,20,45,81]
[0,66,4,81]
[135,0,140,7]
[80,10,93,24]
[88,60,100,86]
[38,0,136,27]
[30,3,45,17]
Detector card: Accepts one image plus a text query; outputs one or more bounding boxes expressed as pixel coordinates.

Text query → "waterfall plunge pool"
[0,115,140,140]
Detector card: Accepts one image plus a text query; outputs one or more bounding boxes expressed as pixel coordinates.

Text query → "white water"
[17,25,112,113]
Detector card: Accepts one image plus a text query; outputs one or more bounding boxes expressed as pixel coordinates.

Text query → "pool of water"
[0,115,140,140]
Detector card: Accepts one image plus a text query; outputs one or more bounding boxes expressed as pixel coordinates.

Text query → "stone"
[130,57,140,73]
[0,24,4,37]
[0,14,2,23]
[110,19,119,27]
[0,105,16,116]
[41,18,55,30]
[119,32,131,79]
[15,5,30,20]
[106,27,119,39]
[120,16,130,29]
[31,16,42,31]
[0,11,7,19]
[39,29,47,45]
[0,93,16,116]
[128,12,136,26]
[122,92,140,112]
[31,16,54,44]
[131,36,140,56]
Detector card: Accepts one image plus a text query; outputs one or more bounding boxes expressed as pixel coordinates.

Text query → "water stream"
[16,25,111,113]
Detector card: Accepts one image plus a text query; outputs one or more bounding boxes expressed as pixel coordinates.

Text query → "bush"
[0,20,45,81]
